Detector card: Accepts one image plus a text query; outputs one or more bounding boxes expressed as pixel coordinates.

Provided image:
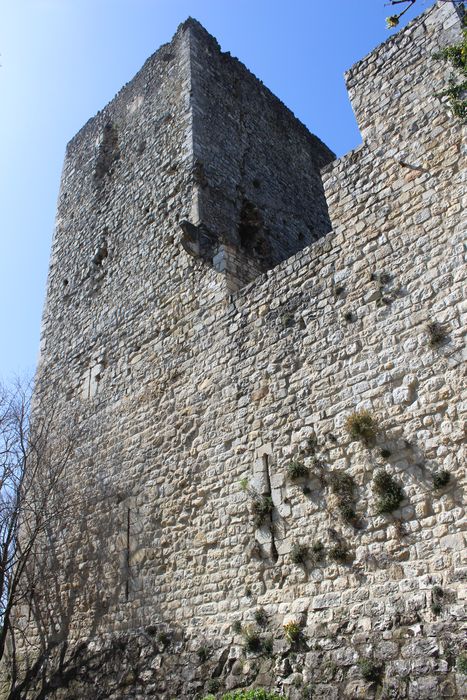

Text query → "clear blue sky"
[0,0,428,383]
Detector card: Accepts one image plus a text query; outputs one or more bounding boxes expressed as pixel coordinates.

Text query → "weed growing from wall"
[373,470,404,514]
[434,15,467,123]
[433,470,451,490]
[197,645,210,663]
[242,625,263,654]
[283,620,302,644]
[290,543,309,566]
[252,495,274,527]
[328,471,358,524]
[254,608,268,627]
[201,690,287,700]
[345,410,378,443]
[358,658,383,682]
[457,654,467,674]
[287,460,308,481]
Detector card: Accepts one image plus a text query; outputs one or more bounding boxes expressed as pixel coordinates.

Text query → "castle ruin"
[13,1,467,698]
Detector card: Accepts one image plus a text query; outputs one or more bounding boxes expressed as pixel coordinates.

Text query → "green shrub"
[431,585,444,615]
[197,645,210,663]
[263,636,274,656]
[203,690,286,700]
[345,410,378,442]
[328,471,357,524]
[358,658,382,682]
[433,470,451,490]
[242,625,263,654]
[283,620,301,644]
[311,540,325,561]
[157,631,171,646]
[373,470,404,514]
[287,460,308,480]
[252,496,274,527]
[457,654,467,675]
[254,608,268,627]
[290,542,309,566]
[206,678,222,694]
[232,620,242,634]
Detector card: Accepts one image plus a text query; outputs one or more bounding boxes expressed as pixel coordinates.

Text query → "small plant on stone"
[381,448,391,459]
[358,658,383,682]
[254,607,268,627]
[343,310,355,323]
[197,645,210,663]
[283,620,301,644]
[290,542,309,566]
[207,690,287,700]
[431,585,444,615]
[345,409,378,443]
[263,636,274,657]
[287,460,308,481]
[457,654,467,675]
[329,542,349,563]
[206,679,222,694]
[252,495,274,527]
[157,631,171,647]
[311,540,325,562]
[232,620,242,634]
[433,470,451,490]
[328,471,357,525]
[301,684,314,699]
[373,470,404,514]
[427,321,448,346]
[239,477,249,492]
[242,625,263,654]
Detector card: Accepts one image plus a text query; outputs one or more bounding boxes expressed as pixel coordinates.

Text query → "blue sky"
[0,0,428,383]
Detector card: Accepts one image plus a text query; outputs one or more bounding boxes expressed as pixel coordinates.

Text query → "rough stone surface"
[9,2,467,699]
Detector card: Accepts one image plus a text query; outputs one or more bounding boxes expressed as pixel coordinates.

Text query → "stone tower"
[14,2,467,698]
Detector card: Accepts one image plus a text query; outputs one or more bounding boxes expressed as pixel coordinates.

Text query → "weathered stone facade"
[15,1,466,698]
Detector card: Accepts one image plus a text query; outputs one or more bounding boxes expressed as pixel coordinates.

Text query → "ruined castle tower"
[17,2,466,698]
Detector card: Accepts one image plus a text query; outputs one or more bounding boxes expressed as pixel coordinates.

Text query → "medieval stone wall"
[14,2,466,699]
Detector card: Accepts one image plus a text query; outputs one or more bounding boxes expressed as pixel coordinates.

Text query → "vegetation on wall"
[373,470,404,514]
[386,1,467,122]
[202,690,287,700]
[345,410,378,443]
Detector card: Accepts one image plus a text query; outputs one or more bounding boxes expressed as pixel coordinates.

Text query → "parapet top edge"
[64,19,195,154]
[186,17,335,162]
[344,0,459,83]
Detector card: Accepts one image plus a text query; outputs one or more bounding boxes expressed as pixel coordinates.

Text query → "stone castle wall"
[15,2,466,699]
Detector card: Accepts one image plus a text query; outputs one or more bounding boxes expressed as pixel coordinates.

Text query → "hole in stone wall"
[238,200,263,251]
[92,241,108,267]
[63,279,69,286]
